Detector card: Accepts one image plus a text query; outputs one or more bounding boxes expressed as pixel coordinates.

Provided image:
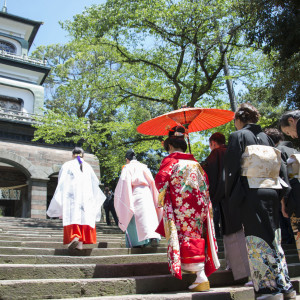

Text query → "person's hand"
[281,198,289,218]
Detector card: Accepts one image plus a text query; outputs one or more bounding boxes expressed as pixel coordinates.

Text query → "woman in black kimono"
[225,103,296,300]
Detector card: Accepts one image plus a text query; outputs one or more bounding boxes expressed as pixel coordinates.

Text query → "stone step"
[0,225,118,230]
[0,231,295,248]
[0,248,299,268]
[0,217,113,227]
[1,261,299,281]
[0,219,122,233]
[0,240,128,249]
[0,229,123,236]
[0,233,125,239]
[0,247,168,257]
[287,263,300,278]
[0,273,249,300]
[0,224,118,228]
[0,230,123,236]
[48,287,254,300]
[0,244,296,258]
[0,253,223,267]
[0,235,124,242]
[0,226,121,231]
[0,223,109,229]
[0,222,116,226]
[0,253,166,264]
[1,275,299,300]
[0,262,171,280]
[0,227,123,234]
[0,253,225,267]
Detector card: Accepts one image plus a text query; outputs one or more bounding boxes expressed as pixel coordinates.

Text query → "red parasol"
[136,107,234,152]
[137,107,234,135]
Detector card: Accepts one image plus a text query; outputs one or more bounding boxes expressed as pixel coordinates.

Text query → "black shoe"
[68,237,79,250]
[283,288,296,299]
[150,238,159,247]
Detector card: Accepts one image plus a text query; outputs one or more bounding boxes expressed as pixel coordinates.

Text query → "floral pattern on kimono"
[155,152,219,279]
[246,229,293,293]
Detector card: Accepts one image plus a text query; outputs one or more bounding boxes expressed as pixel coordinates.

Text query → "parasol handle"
[183,109,192,154]
[186,133,192,154]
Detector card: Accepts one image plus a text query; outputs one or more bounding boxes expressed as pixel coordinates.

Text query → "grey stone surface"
[48,286,256,300]
[0,143,101,219]
[0,217,298,300]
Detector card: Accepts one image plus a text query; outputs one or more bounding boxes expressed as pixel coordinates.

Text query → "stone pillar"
[29,178,49,219]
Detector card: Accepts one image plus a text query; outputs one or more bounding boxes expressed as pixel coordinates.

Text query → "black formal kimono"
[296,119,300,139]
[202,145,227,237]
[277,141,300,259]
[202,145,226,205]
[225,123,293,295]
[203,145,250,280]
[277,141,300,216]
[277,141,298,163]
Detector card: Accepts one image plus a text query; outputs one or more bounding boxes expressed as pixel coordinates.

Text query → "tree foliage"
[62,0,266,110]
[237,0,300,107]
[31,0,292,183]
[32,42,164,183]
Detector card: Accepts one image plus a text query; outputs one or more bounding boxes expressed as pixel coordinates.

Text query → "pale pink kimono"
[114,160,162,241]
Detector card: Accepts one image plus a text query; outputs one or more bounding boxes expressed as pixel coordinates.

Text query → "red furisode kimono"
[155,152,220,279]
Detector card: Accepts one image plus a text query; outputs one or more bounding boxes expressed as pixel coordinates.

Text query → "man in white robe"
[47,147,106,250]
[114,149,162,247]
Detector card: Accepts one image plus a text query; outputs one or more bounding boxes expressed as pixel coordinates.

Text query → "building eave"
[0,56,50,85]
[0,11,43,49]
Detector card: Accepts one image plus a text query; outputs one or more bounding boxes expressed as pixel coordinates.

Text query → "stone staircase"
[0,217,298,300]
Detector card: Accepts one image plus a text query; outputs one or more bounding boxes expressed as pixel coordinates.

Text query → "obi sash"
[241,145,286,189]
[287,154,300,181]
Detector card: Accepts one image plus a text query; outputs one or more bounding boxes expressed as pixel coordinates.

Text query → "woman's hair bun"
[168,125,186,138]
[235,103,260,123]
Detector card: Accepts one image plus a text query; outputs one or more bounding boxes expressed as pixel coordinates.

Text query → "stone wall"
[0,140,101,219]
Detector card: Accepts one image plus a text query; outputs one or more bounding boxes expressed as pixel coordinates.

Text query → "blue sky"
[2,0,106,53]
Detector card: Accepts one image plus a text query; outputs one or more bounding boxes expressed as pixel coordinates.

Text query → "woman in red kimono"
[155,126,220,292]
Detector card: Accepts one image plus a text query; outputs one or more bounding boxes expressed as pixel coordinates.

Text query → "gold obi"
[241,145,283,189]
[287,154,300,179]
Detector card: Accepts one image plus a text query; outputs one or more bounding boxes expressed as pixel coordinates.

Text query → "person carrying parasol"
[155,126,220,292]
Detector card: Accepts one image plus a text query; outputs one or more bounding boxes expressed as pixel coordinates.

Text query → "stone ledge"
[47,286,255,300]
[0,275,251,300]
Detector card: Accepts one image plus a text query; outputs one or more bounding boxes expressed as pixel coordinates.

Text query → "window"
[0,95,23,112]
[0,40,16,54]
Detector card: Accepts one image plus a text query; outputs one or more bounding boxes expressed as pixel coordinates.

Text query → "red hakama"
[63,224,97,244]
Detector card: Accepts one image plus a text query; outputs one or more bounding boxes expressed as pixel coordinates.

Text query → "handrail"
[0,109,38,123]
[0,49,48,67]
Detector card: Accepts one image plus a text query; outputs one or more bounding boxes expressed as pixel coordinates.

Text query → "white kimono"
[47,158,106,228]
[114,160,162,241]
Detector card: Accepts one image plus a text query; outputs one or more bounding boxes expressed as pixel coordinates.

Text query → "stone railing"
[0,50,47,67]
[0,109,38,124]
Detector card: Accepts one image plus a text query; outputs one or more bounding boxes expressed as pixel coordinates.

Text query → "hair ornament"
[76,155,83,164]
[174,131,184,136]
[76,155,83,172]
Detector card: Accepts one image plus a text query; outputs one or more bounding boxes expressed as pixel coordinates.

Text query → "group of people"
[46,103,300,300]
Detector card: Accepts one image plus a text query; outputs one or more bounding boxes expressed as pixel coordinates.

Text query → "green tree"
[32,0,284,183]
[32,42,163,183]
[63,0,262,110]
[237,0,300,107]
